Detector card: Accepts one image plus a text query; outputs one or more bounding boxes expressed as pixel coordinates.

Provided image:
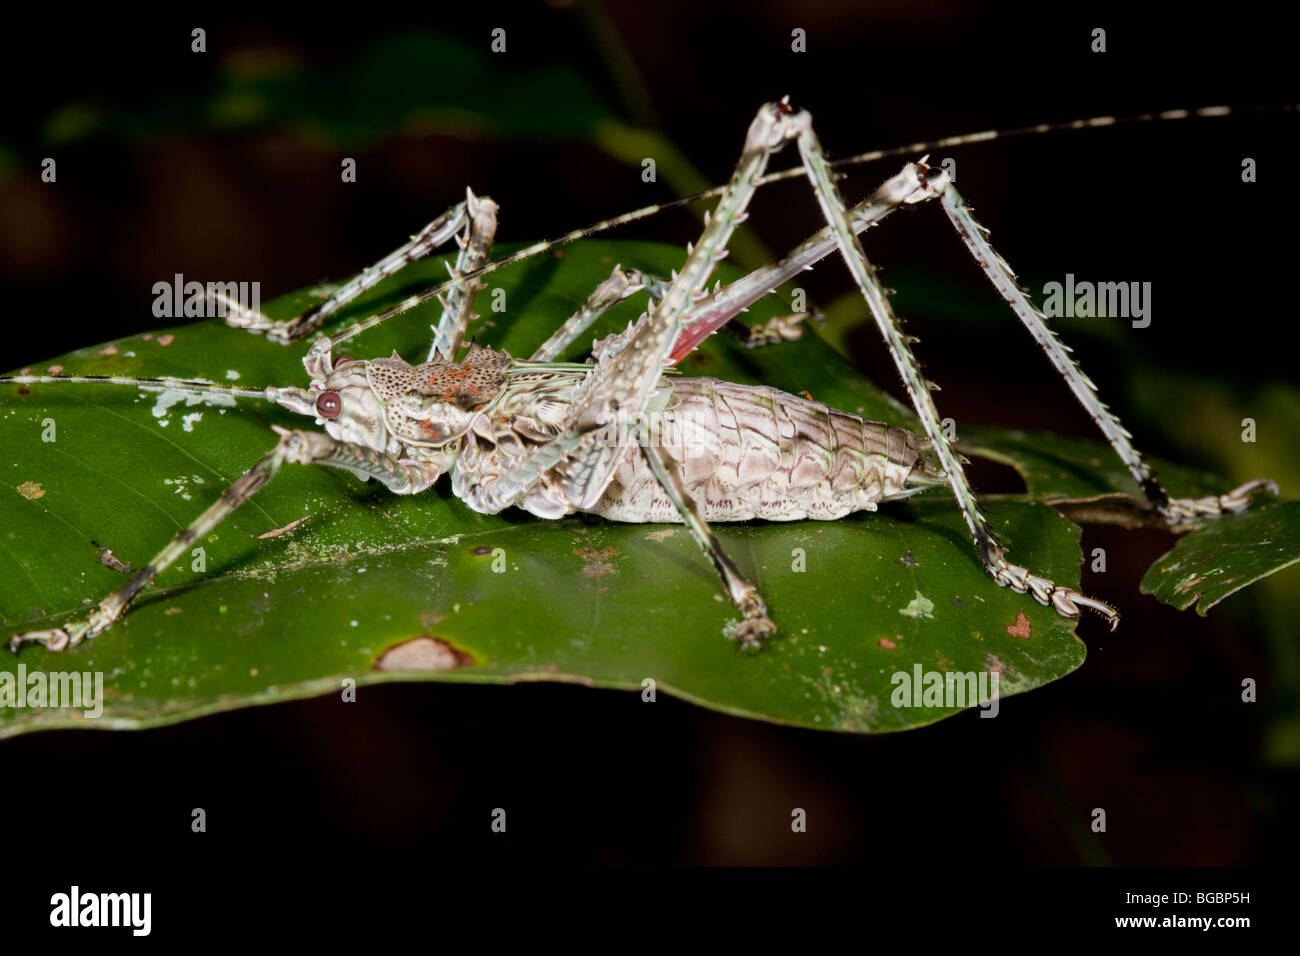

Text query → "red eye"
[315,390,343,419]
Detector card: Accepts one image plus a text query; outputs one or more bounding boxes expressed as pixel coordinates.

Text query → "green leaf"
[1140,501,1300,614]
[0,240,1102,737]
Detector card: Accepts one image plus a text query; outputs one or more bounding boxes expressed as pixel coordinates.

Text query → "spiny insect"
[1,99,1283,654]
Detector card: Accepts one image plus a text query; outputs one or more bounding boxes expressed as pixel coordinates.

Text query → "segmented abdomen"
[589,378,934,522]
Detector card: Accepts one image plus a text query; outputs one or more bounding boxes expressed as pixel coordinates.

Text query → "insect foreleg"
[784,106,1119,628]
[428,189,498,362]
[8,429,440,653]
[638,438,774,651]
[220,201,471,344]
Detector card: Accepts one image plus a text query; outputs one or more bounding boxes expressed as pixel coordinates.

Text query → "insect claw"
[1162,477,1279,524]
[9,626,73,653]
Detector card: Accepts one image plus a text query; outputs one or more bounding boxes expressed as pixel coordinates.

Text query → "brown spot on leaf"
[645,529,675,542]
[374,636,473,671]
[98,344,119,356]
[156,334,175,347]
[164,607,182,616]
[472,546,495,556]
[47,364,63,375]
[877,637,897,649]
[16,480,44,500]
[1005,612,1032,639]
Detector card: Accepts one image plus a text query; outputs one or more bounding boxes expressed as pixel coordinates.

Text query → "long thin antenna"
[327,102,1294,346]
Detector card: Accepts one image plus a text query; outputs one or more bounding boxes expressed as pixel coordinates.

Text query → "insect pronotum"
[1,99,1284,653]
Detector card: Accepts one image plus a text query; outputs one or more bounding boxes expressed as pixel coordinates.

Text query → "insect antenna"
[328,102,1294,347]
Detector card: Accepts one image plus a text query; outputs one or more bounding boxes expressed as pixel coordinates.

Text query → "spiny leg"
[8,429,440,652]
[933,175,1278,523]
[218,201,470,344]
[786,108,1118,628]
[639,439,774,650]
[428,190,498,361]
[530,267,670,362]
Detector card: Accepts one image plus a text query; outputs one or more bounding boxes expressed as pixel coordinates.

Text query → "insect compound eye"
[315,390,343,420]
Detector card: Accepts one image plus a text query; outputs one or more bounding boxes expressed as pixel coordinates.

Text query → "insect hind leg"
[784,104,1118,629]
[932,166,1278,525]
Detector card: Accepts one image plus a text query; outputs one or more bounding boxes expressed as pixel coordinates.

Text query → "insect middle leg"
[470,103,809,639]
[639,439,774,650]
[8,430,440,652]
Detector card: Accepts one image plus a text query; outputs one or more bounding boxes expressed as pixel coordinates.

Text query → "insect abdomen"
[590,378,939,522]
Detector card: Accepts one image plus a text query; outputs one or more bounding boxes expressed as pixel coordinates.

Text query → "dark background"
[0,0,1296,888]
